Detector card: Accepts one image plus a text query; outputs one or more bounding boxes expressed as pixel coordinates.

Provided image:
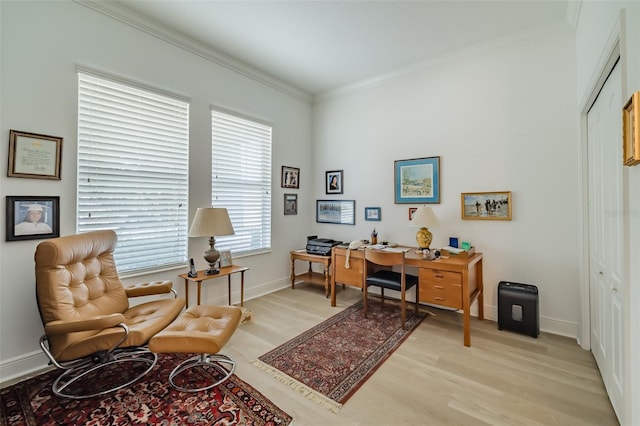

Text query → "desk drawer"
[334,254,363,289]
[419,270,462,309]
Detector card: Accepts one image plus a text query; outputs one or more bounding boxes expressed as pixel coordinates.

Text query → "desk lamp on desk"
[410,206,439,250]
[188,207,235,275]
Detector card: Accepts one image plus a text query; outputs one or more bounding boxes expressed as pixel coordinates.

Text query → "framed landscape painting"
[461,191,512,220]
[394,156,440,204]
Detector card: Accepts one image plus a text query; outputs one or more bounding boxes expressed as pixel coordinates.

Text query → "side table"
[179,265,249,308]
[290,250,331,297]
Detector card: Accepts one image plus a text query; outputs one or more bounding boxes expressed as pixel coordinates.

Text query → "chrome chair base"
[51,348,157,399]
[168,353,236,392]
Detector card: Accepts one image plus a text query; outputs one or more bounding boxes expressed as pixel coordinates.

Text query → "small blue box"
[449,237,459,248]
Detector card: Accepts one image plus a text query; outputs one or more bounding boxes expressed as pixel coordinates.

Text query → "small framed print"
[408,207,417,220]
[8,130,63,180]
[219,249,233,268]
[284,193,298,215]
[281,166,300,189]
[6,196,60,241]
[316,200,355,225]
[461,191,512,220]
[365,207,381,221]
[623,91,640,166]
[325,170,343,194]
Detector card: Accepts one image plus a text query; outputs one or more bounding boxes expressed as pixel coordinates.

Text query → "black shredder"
[497,281,539,338]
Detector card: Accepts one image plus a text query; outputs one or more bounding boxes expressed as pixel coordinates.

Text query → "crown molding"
[74,0,312,103]
[566,0,582,30]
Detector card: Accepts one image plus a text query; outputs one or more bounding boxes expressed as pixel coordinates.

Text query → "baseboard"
[481,305,578,339]
[0,350,50,385]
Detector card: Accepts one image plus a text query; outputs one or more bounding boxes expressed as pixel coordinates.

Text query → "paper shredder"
[497,281,539,338]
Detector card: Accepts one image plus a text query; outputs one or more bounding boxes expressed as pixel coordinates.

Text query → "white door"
[587,60,624,420]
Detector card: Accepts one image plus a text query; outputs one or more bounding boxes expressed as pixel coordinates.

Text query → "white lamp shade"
[188,208,235,237]
[410,206,439,228]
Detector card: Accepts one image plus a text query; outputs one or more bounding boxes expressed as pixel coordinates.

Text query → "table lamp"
[188,207,235,275]
[410,206,439,249]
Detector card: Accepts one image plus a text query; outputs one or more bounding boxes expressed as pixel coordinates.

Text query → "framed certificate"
[8,130,63,180]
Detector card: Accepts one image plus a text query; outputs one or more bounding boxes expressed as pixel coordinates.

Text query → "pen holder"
[371,235,378,245]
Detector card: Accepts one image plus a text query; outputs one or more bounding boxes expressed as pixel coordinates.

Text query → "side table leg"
[197,281,202,306]
[290,257,295,289]
[240,271,245,307]
[227,275,232,305]
[324,264,329,298]
[184,278,189,308]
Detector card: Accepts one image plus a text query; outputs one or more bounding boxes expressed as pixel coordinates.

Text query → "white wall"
[0,1,312,381]
[575,2,640,424]
[312,22,578,335]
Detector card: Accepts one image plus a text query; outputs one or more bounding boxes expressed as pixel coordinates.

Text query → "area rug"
[252,299,426,413]
[0,352,292,426]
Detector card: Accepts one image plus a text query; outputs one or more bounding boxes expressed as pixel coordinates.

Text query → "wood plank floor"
[224,284,619,426]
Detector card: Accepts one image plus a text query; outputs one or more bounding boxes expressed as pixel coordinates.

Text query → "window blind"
[77,72,189,273]
[211,109,272,255]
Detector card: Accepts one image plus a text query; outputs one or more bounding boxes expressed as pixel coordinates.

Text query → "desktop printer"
[306,238,342,256]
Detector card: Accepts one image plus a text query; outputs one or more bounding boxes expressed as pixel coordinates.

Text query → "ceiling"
[113,0,572,96]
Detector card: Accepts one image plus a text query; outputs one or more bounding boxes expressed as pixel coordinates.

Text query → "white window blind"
[211,109,272,255]
[77,72,189,273]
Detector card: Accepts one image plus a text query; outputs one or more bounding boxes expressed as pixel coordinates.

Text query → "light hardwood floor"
[224,284,619,426]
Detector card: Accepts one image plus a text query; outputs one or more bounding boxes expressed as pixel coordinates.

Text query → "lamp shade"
[188,208,235,237]
[410,206,439,228]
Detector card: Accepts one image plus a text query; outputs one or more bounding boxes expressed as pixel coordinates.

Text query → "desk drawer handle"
[435,297,445,301]
[434,274,444,279]
[434,285,444,289]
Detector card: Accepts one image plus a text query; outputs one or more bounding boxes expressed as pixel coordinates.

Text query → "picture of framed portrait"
[408,207,417,220]
[284,193,298,215]
[6,196,60,241]
[461,191,512,220]
[325,170,343,194]
[365,207,381,221]
[219,249,233,268]
[281,165,300,189]
[623,91,640,166]
[8,130,63,180]
[316,200,355,225]
[394,156,440,204]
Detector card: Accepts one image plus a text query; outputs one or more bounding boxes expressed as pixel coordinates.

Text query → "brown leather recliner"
[35,229,185,399]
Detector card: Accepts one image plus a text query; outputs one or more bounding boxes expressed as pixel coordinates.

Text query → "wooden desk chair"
[362,248,419,329]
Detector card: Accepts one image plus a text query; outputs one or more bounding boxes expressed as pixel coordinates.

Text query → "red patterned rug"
[252,299,426,412]
[0,353,292,426]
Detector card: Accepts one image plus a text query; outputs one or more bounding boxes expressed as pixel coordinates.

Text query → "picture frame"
[281,165,300,189]
[394,156,440,204]
[8,130,63,180]
[408,207,417,220]
[316,200,355,225]
[325,170,343,194]
[623,91,640,166]
[284,193,298,215]
[6,196,60,241]
[461,191,512,220]
[364,207,381,221]
[219,249,233,268]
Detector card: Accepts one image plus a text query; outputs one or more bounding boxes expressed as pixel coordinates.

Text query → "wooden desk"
[179,265,249,308]
[331,246,483,347]
[290,250,331,297]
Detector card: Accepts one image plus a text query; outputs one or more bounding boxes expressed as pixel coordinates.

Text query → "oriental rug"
[252,299,426,413]
[0,353,291,426]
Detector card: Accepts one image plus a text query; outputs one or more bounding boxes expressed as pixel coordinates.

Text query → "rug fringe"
[251,359,343,413]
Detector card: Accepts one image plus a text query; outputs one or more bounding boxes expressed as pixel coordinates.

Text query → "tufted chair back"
[35,230,131,359]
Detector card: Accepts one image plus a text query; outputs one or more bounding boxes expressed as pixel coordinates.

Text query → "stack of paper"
[442,245,464,254]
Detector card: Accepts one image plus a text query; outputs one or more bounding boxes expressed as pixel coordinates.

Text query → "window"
[77,71,189,273]
[211,109,272,256]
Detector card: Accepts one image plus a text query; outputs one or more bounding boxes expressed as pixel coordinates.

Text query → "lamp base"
[416,227,433,250]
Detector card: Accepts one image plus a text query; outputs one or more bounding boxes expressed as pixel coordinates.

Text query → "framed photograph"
[461,191,512,220]
[623,91,640,166]
[281,165,300,189]
[316,200,355,225]
[8,130,63,180]
[284,193,298,215]
[219,249,233,268]
[325,170,343,194]
[408,207,417,220]
[394,156,440,204]
[6,196,60,241]
[365,207,381,221]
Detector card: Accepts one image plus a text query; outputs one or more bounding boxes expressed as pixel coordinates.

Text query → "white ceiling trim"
[74,0,312,102]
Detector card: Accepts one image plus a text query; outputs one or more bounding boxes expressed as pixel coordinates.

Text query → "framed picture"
[394,156,440,204]
[284,193,298,215]
[623,91,640,166]
[8,130,63,180]
[219,249,233,268]
[408,207,417,220]
[281,165,300,189]
[325,170,343,194]
[6,196,60,241]
[316,200,355,225]
[461,191,512,220]
[365,207,381,221]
